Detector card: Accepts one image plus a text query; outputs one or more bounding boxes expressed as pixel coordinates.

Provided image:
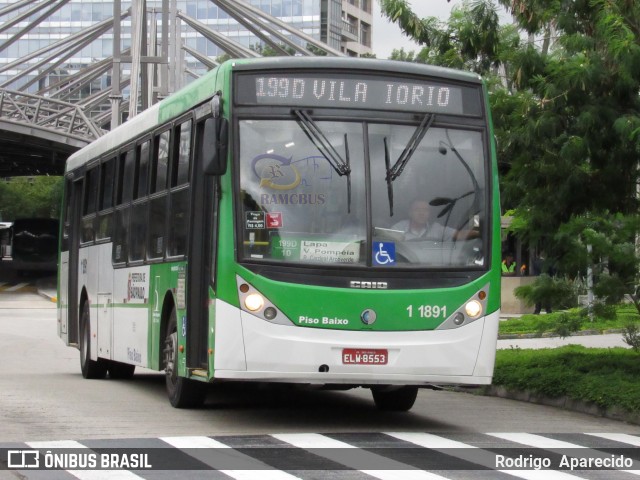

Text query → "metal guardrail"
[0,88,104,143]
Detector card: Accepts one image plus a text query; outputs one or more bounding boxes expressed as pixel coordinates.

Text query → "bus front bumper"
[212,300,499,386]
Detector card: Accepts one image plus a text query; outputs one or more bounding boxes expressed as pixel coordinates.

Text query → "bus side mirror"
[202,95,229,176]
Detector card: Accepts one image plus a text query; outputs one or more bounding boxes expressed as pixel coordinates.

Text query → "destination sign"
[235,73,481,115]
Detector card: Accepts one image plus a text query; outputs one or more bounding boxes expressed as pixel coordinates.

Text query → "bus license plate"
[342,348,388,365]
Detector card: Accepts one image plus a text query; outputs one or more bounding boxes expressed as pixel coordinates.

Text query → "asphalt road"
[0,287,638,479]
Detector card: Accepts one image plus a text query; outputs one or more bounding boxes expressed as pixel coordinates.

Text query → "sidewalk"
[497,333,628,349]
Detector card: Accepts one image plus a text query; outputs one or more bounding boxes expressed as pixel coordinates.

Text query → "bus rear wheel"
[371,386,418,412]
[164,308,207,408]
[79,302,107,379]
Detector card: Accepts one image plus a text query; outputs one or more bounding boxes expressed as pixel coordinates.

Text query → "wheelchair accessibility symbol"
[373,242,396,266]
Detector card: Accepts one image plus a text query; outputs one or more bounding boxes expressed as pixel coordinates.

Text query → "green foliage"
[494,346,640,412]
[389,48,417,62]
[306,44,329,56]
[215,53,232,64]
[553,312,584,339]
[499,303,640,336]
[0,177,63,221]
[250,44,297,56]
[380,0,640,310]
[514,275,578,309]
[381,0,507,75]
[623,323,640,352]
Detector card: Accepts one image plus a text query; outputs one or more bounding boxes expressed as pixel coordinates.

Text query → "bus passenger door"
[66,178,84,346]
[186,116,219,371]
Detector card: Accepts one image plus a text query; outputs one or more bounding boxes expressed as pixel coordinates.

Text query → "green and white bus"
[58,57,501,411]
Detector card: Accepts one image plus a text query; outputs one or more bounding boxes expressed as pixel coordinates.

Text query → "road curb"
[36,289,57,303]
[498,329,624,340]
[35,279,57,303]
[479,385,640,426]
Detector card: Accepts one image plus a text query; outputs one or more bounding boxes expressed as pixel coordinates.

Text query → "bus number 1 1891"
[406,305,447,319]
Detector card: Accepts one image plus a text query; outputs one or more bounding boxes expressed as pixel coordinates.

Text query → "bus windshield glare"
[238,118,487,268]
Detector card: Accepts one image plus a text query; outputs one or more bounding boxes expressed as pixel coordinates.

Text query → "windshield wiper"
[438,129,481,221]
[384,113,435,216]
[293,109,352,212]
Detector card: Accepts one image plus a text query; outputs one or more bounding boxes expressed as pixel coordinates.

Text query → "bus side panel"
[96,243,114,360]
[112,266,150,368]
[79,245,98,360]
[472,309,499,377]
[213,300,247,372]
[58,250,69,343]
[147,262,186,371]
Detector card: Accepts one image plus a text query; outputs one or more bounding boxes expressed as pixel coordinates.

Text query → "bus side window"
[136,140,150,199]
[129,141,150,262]
[147,196,167,259]
[113,150,134,264]
[168,188,189,257]
[96,157,115,240]
[171,119,192,188]
[148,130,170,260]
[118,149,135,205]
[113,209,129,264]
[81,167,99,244]
[62,177,73,251]
[129,202,147,262]
[151,130,170,194]
[167,119,192,258]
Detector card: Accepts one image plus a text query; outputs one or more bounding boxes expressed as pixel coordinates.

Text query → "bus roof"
[66,57,483,172]
[229,56,483,84]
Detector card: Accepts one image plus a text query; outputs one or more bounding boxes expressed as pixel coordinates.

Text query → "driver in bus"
[392,198,479,242]
[392,199,457,241]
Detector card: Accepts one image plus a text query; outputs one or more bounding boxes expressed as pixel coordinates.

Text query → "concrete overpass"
[0,89,103,176]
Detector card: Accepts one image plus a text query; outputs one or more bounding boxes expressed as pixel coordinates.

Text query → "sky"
[371,0,461,59]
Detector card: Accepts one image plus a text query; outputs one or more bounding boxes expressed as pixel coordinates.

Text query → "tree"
[0,176,63,221]
[389,47,416,62]
[250,43,297,56]
[380,0,640,292]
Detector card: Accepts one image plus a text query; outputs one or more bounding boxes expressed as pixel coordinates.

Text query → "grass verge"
[492,345,640,418]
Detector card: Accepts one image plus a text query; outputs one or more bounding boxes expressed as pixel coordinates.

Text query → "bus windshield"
[238,118,487,269]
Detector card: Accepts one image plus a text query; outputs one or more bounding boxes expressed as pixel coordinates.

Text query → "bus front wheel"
[79,302,107,379]
[371,386,418,412]
[164,308,207,408]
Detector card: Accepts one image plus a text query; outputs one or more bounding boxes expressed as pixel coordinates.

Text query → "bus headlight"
[244,293,264,312]
[264,307,277,320]
[465,300,482,318]
[236,275,294,326]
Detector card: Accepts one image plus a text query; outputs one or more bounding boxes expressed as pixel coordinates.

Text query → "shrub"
[623,323,640,352]
[514,275,579,311]
[493,346,640,413]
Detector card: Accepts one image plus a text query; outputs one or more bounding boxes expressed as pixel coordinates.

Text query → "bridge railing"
[0,89,104,143]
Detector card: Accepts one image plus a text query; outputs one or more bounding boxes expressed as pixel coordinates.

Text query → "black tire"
[371,386,418,412]
[164,307,207,408]
[79,301,107,379]
[108,361,136,379]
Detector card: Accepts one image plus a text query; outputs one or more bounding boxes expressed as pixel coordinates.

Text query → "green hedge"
[493,345,640,413]
[499,305,640,336]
